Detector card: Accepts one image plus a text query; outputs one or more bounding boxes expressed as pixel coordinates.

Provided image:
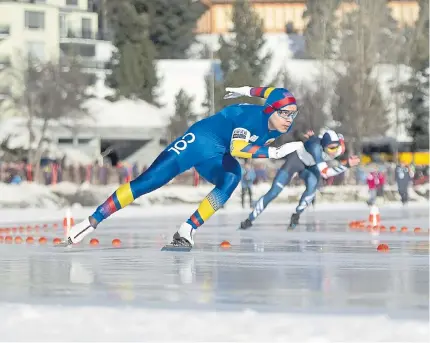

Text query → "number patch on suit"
[231,128,251,141]
[168,133,196,155]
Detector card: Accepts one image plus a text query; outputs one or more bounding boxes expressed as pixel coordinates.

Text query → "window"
[81,18,92,39]
[27,41,45,61]
[79,44,95,57]
[66,0,78,5]
[59,14,67,38]
[25,11,45,29]
[58,138,73,144]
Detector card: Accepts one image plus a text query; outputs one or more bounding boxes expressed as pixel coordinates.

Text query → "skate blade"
[161,244,192,252]
[54,240,71,248]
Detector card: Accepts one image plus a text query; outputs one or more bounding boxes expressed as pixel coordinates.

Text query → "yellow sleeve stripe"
[230,140,252,158]
[263,87,275,98]
[116,182,135,208]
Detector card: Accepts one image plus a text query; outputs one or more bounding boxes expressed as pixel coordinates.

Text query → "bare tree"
[303,0,341,60]
[273,70,329,145]
[331,0,392,153]
[0,57,90,181]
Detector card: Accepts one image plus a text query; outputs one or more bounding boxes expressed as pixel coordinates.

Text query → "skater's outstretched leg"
[288,167,319,230]
[169,154,241,247]
[92,151,180,225]
[249,169,290,221]
[239,152,304,229]
[67,151,181,244]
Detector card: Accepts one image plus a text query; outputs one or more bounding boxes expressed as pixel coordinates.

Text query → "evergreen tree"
[404,0,429,150]
[132,0,206,59]
[203,0,271,115]
[302,0,341,59]
[106,0,160,104]
[168,89,197,140]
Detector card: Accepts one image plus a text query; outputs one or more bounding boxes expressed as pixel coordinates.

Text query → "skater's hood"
[320,130,341,148]
[263,88,297,116]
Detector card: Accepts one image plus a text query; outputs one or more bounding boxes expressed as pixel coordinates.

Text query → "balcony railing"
[60,57,108,70]
[60,29,115,41]
[61,29,96,40]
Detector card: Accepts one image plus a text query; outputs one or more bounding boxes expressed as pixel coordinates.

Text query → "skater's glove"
[268,141,303,159]
[224,86,252,99]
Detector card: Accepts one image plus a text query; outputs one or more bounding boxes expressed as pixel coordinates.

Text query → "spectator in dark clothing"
[395,162,412,204]
[241,161,256,209]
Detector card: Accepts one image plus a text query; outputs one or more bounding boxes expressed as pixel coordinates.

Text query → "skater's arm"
[230,140,269,158]
[317,156,360,179]
[231,139,303,159]
[317,161,349,179]
[224,86,293,100]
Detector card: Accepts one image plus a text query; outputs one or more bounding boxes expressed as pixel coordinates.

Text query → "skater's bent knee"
[219,172,241,194]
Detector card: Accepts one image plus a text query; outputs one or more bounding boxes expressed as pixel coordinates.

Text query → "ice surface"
[0,204,428,341]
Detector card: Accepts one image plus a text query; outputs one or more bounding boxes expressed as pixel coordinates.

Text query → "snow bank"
[0,182,427,209]
[0,304,427,342]
[0,182,66,208]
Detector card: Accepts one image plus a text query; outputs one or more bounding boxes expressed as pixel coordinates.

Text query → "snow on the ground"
[0,304,427,342]
[0,181,428,210]
[0,182,66,209]
[0,201,427,226]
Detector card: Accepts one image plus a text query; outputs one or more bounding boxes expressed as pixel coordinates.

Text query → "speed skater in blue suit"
[239,129,361,230]
[65,86,307,250]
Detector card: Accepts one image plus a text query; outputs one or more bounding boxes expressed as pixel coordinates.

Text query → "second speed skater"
[240,130,360,230]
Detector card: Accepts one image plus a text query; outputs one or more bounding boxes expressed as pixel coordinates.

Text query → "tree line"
[105,0,427,153]
[0,0,428,172]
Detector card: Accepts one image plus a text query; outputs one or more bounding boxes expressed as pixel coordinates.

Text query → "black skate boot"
[161,232,193,252]
[287,213,300,231]
[239,218,253,230]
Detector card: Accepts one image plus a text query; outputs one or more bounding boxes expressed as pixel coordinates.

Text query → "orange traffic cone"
[368,205,381,227]
[63,208,75,236]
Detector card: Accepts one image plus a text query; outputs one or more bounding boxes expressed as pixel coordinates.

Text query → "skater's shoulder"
[221,103,263,117]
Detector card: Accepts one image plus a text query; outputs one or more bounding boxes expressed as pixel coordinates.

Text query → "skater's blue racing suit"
[248,131,350,222]
[91,87,300,230]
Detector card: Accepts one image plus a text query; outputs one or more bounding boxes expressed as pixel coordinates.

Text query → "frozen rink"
[0,202,428,341]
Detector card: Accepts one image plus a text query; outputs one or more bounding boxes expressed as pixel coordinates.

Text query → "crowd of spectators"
[0,158,428,193]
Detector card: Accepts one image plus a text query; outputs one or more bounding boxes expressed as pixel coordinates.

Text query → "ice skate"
[287,213,300,231]
[161,222,194,252]
[239,218,253,230]
[62,217,95,246]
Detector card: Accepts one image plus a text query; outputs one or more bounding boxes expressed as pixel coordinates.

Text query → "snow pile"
[0,304,427,342]
[0,182,66,208]
[80,97,169,129]
[0,181,427,209]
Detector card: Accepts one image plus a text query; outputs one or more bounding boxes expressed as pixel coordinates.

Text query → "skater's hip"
[165,131,228,173]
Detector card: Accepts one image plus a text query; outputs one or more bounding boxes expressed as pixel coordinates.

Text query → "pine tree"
[202,0,271,115]
[404,0,429,150]
[132,0,206,59]
[302,0,341,59]
[106,0,160,104]
[168,89,197,140]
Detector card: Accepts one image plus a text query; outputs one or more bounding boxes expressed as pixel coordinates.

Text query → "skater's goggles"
[277,106,298,120]
[325,144,340,153]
